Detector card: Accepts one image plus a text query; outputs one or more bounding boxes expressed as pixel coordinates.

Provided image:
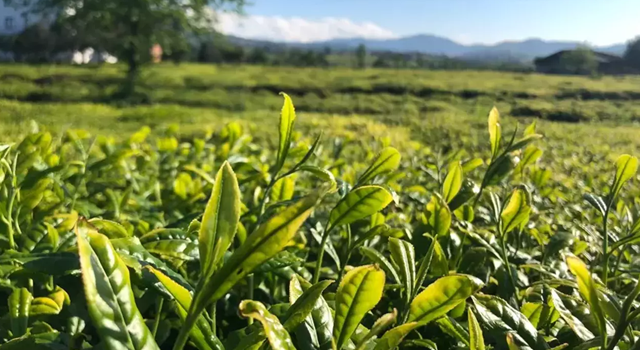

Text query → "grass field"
[1,63,640,153]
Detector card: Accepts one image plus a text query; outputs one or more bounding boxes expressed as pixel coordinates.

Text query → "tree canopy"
[624,36,640,69]
[6,0,246,92]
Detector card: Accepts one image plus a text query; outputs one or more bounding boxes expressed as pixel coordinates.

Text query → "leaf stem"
[500,227,519,306]
[152,298,164,337]
[603,204,612,286]
[313,222,333,284]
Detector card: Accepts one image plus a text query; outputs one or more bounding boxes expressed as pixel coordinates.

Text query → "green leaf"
[30,287,69,316]
[146,266,224,350]
[299,165,337,189]
[548,290,594,341]
[388,237,415,303]
[583,193,606,217]
[506,134,543,153]
[408,275,483,325]
[355,309,397,350]
[88,219,131,238]
[271,175,297,202]
[373,322,419,350]
[488,107,501,160]
[443,162,463,203]
[142,233,199,262]
[175,190,323,350]
[284,279,333,332]
[485,156,515,186]
[524,121,537,136]
[9,288,32,338]
[448,180,480,211]
[472,294,549,350]
[199,161,241,280]
[516,146,543,173]
[435,316,470,346]
[334,265,386,350]
[425,195,451,237]
[501,186,531,234]
[329,186,393,229]
[276,92,297,173]
[469,308,485,350]
[430,238,448,277]
[611,154,638,199]
[76,227,159,350]
[291,276,335,350]
[566,256,607,341]
[356,147,401,187]
[359,246,401,284]
[239,300,296,350]
[462,158,484,173]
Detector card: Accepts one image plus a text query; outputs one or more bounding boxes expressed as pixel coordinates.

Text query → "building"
[534,49,638,75]
[0,1,117,64]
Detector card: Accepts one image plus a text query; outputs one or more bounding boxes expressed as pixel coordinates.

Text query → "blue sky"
[217,0,640,45]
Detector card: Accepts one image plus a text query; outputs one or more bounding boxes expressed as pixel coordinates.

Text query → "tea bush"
[1,93,640,350]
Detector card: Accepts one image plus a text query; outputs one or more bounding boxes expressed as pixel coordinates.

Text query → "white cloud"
[215,13,397,43]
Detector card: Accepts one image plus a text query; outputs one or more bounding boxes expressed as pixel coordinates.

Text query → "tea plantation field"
[1,64,640,350]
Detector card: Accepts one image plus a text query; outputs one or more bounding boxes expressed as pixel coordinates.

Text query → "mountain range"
[229,34,628,63]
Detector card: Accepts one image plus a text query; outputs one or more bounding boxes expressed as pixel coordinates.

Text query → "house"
[534,49,637,75]
[0,1,117,64]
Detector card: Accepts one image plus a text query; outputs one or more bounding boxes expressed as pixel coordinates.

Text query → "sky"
[216,0,640,46]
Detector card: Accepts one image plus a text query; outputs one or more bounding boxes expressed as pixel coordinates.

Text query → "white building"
[0,1,32,35]
[0,1,117,64]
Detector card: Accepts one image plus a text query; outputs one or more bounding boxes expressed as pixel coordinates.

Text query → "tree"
[559,47,598,75]
[624,36,640,70]
[355,43,367,69]
[8,0,246,94]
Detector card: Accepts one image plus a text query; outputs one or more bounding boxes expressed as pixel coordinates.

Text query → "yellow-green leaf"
[408,275,483,325]
[284,279,333,332]
[443,162,463,203]
[468,308,485,350]
[501,186,531,234]
[239,300,296,350]
[611,154,638,199]
[488,107,501,159]
[276,92,297,172]
[77,227,159,350]
[356,147,401,186]
[355,309,397,350]
[271,175,296,202]
[425,195,451,237]
[334,265,386,350]
[329,186,393,229]
[199,161,241,279]
[373,322,419,350]
[146,267,224,350]
[566,256,606,342]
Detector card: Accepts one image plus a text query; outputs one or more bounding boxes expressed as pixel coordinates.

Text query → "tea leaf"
[334,265,385,350]
[329,186,393,229]
[443,162,463,203]
[468,308,485,350]
[408,275,483,325]
[356,147,401,187]
[566,256,607,342]
[488,107,501,160]
[276,92,297,173]
[501,186,531,234]
[239,300,296,350]
[9,288,32,338]
[77,227,159,350]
